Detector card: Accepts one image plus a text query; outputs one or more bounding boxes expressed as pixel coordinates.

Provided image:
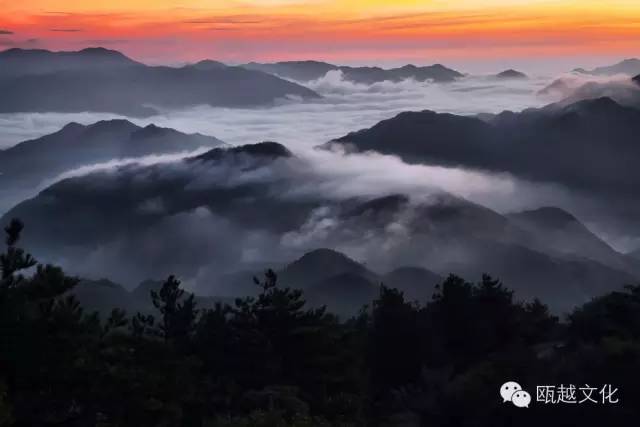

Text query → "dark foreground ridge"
[1,219,639,426]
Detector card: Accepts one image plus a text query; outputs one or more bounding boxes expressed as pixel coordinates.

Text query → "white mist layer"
[0,72,551,150]
[0,71,636,251]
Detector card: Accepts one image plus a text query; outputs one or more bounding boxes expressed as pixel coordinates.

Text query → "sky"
[1,1,640,72]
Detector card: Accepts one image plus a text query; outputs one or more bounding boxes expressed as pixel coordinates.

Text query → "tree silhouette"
[1,220,639,426]
[151,275,197,345]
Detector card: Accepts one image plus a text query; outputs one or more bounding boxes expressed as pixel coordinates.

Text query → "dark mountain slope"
[278,248,377,289]
[3,142,635,313]
[507,207,640,276]
[328,97,640,197]
[0,119,223,191]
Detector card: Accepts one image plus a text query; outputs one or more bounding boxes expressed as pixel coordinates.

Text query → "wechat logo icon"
[500,381,531,408]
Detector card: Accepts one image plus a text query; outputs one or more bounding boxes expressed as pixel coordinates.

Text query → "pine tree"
[151,275,198,345]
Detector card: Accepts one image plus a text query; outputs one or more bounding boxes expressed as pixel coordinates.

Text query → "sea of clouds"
[0,71,552,150]
[0,70,637,252]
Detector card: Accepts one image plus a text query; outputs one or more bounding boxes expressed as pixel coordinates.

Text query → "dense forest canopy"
[1,219,639,426]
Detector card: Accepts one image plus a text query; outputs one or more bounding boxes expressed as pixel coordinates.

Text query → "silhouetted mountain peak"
[234,142,292,157]
[496,69,527,79]
[78,47,130,58]
[0,120,224,195]
[190,60,228,70]
[633,74,640,86]
[131,123,177,139]
[562,96,623,115]
[280,60,334,66]
[85,119,140,134]
[280,248,374,290]
[299,248,354,263]
[59,121,85,132]
[193,142,292,163]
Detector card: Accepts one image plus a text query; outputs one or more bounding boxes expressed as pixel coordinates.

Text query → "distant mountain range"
[326,96,640,200]
[577,58,640,76]
[0,48,319,115]
[68,248,442,319]
[0,47,140,78]
[241,61,464,84]
[3,137,637,314]
[0,119,224,213]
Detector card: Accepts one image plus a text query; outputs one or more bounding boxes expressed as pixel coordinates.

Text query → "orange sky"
[1,1,639,70]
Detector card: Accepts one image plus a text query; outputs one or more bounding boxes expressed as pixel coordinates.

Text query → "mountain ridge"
[241,60,464,83]
[0,48,320,115]
[326,96,640,198]
[0,119,225,214]
[3,139,636,313]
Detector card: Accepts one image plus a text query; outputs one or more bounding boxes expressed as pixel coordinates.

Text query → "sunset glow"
[2,1,640,68]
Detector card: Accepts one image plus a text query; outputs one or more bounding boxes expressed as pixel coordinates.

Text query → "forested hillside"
[1,220,638,426]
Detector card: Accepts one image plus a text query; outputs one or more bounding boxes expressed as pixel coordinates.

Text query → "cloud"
[82,39,129,45]
[0,37,39,48]
[182,17,264,25]
[50,28,83,32]
[0,30,14,35]
[0,71,549,149]
[0,69,637,253]
[20,144,615,295]
[538,72,639,103]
